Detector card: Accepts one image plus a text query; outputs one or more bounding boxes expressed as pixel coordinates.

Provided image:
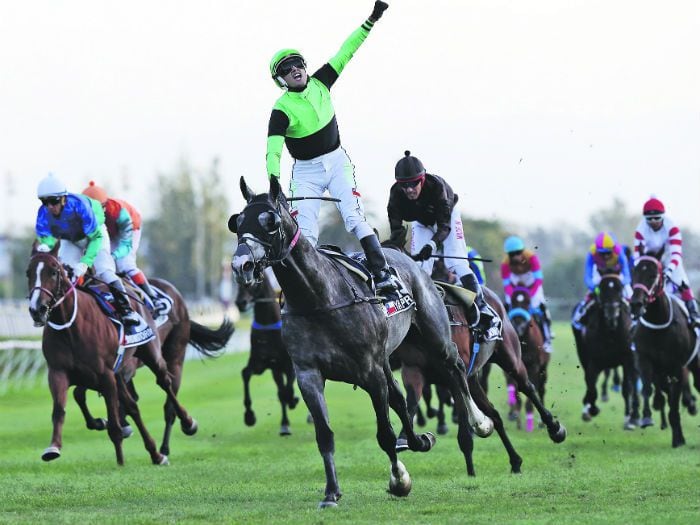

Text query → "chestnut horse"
[27,247,232,464]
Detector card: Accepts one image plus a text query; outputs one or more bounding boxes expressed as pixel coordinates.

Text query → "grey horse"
[229,176,493,508]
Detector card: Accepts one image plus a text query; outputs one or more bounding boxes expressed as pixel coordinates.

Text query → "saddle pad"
[317,245,372,282]
[434,280,476,310]
[83,285,119,320]
[384,287,415,318]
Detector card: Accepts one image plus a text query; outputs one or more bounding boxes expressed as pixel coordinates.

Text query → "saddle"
[81,285,156,348]
[435,281,502,343]
[317,244,415,318]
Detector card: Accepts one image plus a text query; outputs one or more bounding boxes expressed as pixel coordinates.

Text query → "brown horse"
[394,263,566,475]
[506,286,550,430]
[630,255,700,447]
[27,246,233,464]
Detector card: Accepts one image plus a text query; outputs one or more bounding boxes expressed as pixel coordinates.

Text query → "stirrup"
[121,311,141,326]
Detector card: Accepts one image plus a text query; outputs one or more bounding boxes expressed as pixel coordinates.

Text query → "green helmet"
[269,48,306,88]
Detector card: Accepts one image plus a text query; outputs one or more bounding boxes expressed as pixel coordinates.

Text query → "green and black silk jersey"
[266,19,375,179]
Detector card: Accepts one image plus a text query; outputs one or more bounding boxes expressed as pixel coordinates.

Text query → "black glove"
[370,1,389,22]
[416,243,434,262]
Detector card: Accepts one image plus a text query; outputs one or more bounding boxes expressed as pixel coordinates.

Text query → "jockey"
[82,181,171,317]
[501,235,554,352]
[572,232,632,326]
[266,1,399,295]
[466,245,486,285]
[34,174,142,326]
[387,150,500,337]
[634,196,699,326]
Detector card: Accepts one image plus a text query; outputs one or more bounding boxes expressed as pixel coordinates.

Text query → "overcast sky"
[1,0,698,238]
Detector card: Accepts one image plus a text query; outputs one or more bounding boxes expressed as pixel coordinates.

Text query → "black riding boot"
[684,299,700,327]
[136,280,165,315]
[109,281,141,326]
[360,235,399,294]
[460,273,491,328]
[540,301,555,340]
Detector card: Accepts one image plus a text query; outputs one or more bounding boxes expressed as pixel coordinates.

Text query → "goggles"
[645,215,663,223]
[277,57,305,77]
[41,196,62,206]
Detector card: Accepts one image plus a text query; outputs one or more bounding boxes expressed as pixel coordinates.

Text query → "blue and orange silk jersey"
[501,249,543,298]
[35,194,105,266]
[584,243,631,291]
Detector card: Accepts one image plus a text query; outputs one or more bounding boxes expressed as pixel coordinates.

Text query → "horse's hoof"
[686,401,698,416]
[601,393,609,402]
[388,460,412,497]
[611,384,621,393]
[661,421,668,430]
[589,405,600,417]
[420,432,437,451]
[395,437,409,453]
[244,411,256,427]
[437,423,449,435]
[623,417,636,431]
[473,417,494,438]
[416,414,426,427]
[426,408,437,418]
[318,500,338,509]
[121,425,133,439]
[41,446,61,462]
[549,422,567,443]
[279,425,291,436]
[306,413,314,424]
[640,417,654,428]
[156,454,170,466]
[182,418,198,436]
[672,438,686,448]
[581,412,591,422]
[507,411,518,422]
[289,397,300,410]
[90,418,107,431]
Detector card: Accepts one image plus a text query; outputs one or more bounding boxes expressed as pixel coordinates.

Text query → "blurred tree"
[587,196,639,248]
[200,158,230,298]
[8,227,36,298]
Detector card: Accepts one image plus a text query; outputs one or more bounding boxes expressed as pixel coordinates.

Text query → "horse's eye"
[258,211,281,232]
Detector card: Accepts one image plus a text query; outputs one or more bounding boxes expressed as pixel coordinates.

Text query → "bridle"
[28,252,79,330]
[632,256,664,303]
[235,200,300,282]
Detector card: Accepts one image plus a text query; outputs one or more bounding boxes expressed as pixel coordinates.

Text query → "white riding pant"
[409,204,474,280]
[590,267,633,299]
[665,260,692,295]
[58,224,118,283]
[290,146,374,247]
[114,229,142,276]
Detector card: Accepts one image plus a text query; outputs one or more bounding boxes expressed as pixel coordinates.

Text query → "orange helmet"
[82,180,108,204]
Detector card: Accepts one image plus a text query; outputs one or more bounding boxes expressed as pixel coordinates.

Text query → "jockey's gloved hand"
[73,262,88,279]
[416,241,436,261]
[36,244,51,253]
[369,0,389,22]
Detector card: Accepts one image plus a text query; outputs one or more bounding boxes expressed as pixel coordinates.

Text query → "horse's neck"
[47,283,78,325]
[253,299,281,324]
[646,293,672,323]
[273,239,336,308]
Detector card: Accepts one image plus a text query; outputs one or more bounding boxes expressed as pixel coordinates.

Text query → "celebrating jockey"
[387,150,500,337]
[634,196,699,326]
[501,235,554,352]
[265,1,399,295]
[82,181,171,317]
[572,232,631,326]
[34,174,143,326]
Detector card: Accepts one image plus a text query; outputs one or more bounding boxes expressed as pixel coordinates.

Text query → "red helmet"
[642,197,665,216]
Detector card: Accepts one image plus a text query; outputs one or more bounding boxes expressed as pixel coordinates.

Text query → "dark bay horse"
[630,255,700,447]
[27,248,233,464]
[236,269,299,435]
[507,287,550,430]
[395,279,566,475]
[571,274,639,429]
[229,177,493,508]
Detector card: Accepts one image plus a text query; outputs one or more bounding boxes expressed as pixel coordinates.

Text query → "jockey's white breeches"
[59,224,118,283]
[290,146,374,247]
[410,205,474,280]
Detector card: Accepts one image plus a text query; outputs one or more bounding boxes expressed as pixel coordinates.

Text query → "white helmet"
[37,173,68,199]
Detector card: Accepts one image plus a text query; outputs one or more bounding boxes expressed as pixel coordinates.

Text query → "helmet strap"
[276,76,288,88]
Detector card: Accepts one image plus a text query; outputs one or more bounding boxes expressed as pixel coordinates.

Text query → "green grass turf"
[1,322,698,524]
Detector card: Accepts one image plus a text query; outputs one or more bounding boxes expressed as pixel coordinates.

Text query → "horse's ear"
[228,213,240,233]
[270,176,281,203]
[240,176,255,203]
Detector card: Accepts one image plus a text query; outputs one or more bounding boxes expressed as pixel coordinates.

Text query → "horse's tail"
[188,318,235,357]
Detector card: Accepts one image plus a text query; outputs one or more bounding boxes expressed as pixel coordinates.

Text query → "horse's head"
[26,246,70,327]
[508,287,532,338]
[630,255,663,321]
[597,273,625,331]
[228,176,298,287]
